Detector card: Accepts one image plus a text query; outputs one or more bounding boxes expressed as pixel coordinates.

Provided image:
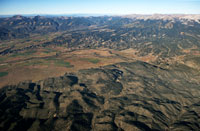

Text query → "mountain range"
[0,14,200,131]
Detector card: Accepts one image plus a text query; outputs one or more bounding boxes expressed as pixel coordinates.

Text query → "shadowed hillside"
[0,61,200,130]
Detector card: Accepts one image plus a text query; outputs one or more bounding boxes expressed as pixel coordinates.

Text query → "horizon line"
[0,13,200,16]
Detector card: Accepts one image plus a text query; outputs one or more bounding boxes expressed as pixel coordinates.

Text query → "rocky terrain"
[0,15,200,130]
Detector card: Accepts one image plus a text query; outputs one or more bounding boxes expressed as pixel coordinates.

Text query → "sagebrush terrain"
[0,15,200,131]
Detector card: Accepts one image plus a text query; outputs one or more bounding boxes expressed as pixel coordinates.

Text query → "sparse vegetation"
[24,60,43,66]
[0,72,8,77]
[82,58,100,64]
[10,50,37,57]
[0,65,7,69]
[54,60,73,68]
[0,57,5,62]
[43,48,55,53]
[45,57,58,61]
[44,57,74,67]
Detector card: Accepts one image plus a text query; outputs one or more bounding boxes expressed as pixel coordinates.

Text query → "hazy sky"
[0,0,200,15]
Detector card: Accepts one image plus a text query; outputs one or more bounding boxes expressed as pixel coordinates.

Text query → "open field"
[1,44,199,88]
[0,47,126,87]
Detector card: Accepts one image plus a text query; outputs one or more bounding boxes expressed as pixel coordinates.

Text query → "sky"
[0,0,200,15]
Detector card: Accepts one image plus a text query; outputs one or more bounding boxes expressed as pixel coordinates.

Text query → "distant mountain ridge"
[1,14,200,59]
[0,15,95,40]
[123,14,200,22]
[0,14,200,40]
